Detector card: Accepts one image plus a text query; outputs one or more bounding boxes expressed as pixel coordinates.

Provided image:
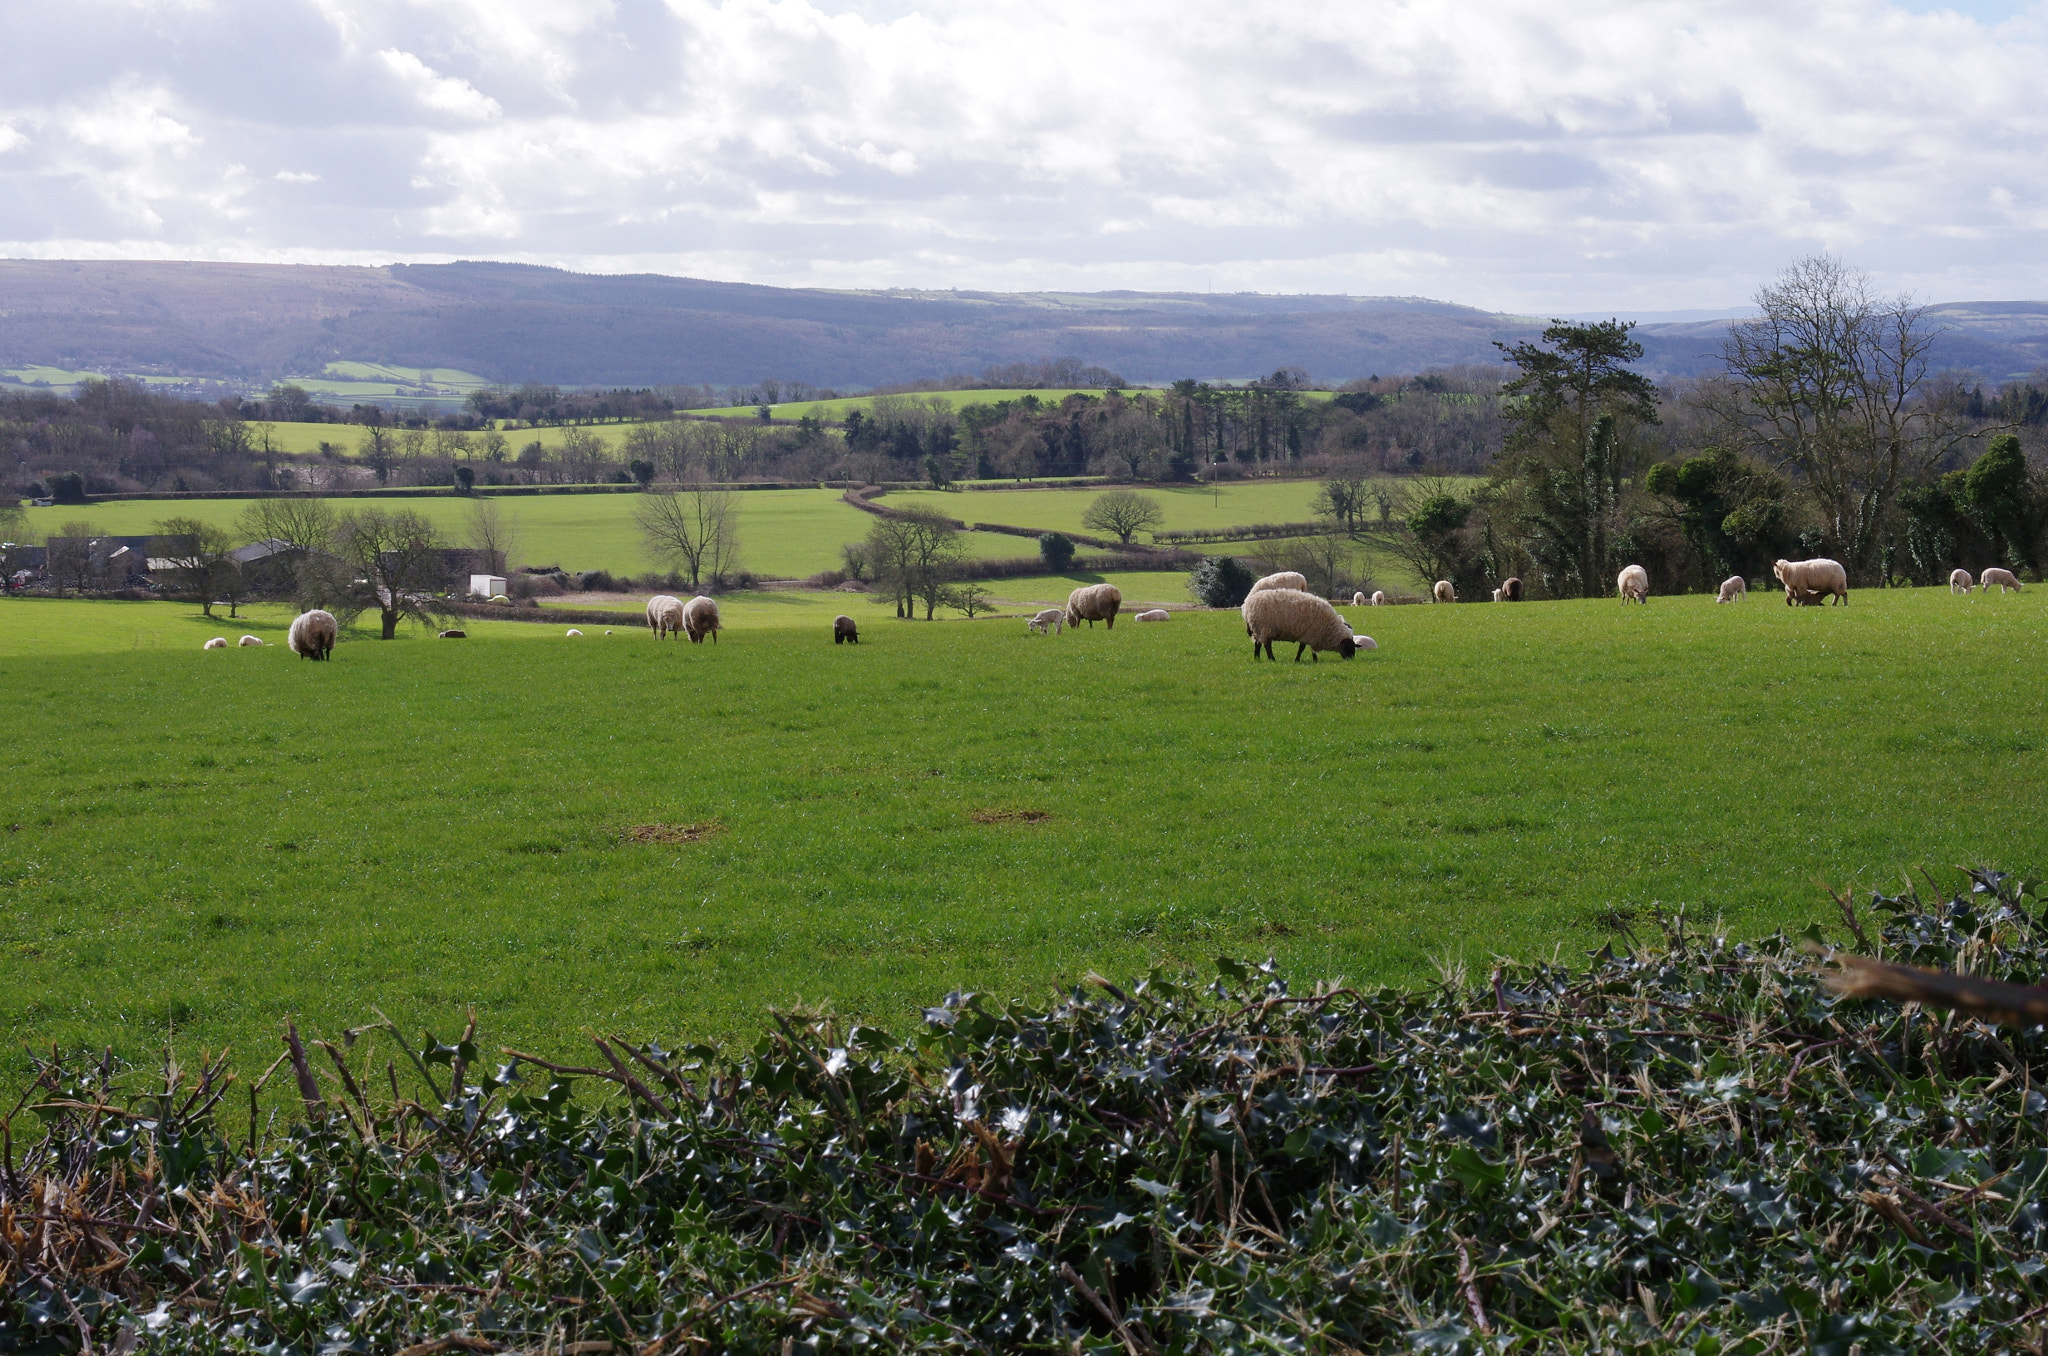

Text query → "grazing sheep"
[1716,576,1746,604]
[1065,583,1122,630]
[1772,558,1848,606]
[683,594,721,643]
[1241,588,1359,662]
[238,635,264,647]
[1617,564,1649,604]
[1371,590,1386,606]
[203,636,228,650]
[1249,571,1309,596]
[1134,608,1170,621]
[1491,587,1504,602]
[1950,568,1974,594]
[1433,580,1456,604]
[646,594,687,640]
[605,630,614,635]
[1353,591,1367,606]
[1027,608,1065,635]
[1981,567,2022,593]
[565,628,583,637]
[287,609,337,661]
[438,629,467,639]
[834,614,859,644]
[1499,577,1523,602]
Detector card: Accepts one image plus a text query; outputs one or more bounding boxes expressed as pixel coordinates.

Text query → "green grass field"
[888,479,1392,537]
[20,490,1075,580]
[3,586,2042,1084]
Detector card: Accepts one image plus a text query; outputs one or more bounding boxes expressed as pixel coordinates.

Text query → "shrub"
[1038,531,1076,571]
[45,470,87,504]
[577,570,618,592]
[1188,553,1256,607]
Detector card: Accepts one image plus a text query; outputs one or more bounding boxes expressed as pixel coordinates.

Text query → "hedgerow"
[4,872,2046,1353]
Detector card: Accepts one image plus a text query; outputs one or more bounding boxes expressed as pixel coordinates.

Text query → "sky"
[0,0,2044,312]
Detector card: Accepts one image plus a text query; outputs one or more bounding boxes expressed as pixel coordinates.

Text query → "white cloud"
[0,0,2043,309]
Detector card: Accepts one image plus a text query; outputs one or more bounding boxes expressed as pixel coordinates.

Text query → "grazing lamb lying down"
[683,595,721,643]
[1353,591,1367,606]
[1432,580,1455,604]
[203,637,228,650]
[1027,608,1064,635]
[834,614,859,644]
[646,594,687,639]
[1371,591,1386,606]
[1065,583,1122,629]
[565,628,583,637]
[1617,564,1649,603]
[1249,571,1309,595]
[288,609,337,660]
[1950,568,1974,594]
[438,629,467,639]
[1772,558,1848,606]
[1716,576,1746,604]
[1134,609,1170,621]
[1981,567,2022,593]
[238,635,264,647]
[1241,588,1359,662]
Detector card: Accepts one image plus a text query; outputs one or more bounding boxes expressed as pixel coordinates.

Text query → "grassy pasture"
[2,586,2043,1087]
[890,480,1373,537]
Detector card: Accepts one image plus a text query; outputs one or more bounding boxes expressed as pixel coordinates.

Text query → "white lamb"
[565,628,583,637]
[1716,576,1746,604]
[1950,569,1974,594]
[647,594,687,640]
[1433,580,1455,604]
[1249,571,1309,596]
[1241,588,1359,662]
[1617,564,1649,604]
[1981,567,2022,594]
[238,635,264,647]
[1027,608,1065,635]
[1371,591,1386,606]
[203,637,228,650]
[1353,591,1367,606]
[1134,609,1170,621]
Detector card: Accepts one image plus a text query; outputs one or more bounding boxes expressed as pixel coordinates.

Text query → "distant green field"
[886,478,1424,537]
[2,585,2042,1078]
[21,490,1082,580]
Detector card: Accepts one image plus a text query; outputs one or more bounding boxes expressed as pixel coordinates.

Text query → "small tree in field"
[948,581,997,618]
[151,517,241,618]
[1038,532,1076,571]
[1081,489,1164,544]
[323,508,449,639]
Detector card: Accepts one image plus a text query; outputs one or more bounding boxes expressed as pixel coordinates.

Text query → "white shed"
[470,574,508,600]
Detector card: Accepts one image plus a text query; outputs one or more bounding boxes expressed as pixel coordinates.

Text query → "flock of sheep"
[206,554,2023,659]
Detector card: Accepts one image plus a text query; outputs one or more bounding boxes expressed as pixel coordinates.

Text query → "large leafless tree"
[636,484,741,589]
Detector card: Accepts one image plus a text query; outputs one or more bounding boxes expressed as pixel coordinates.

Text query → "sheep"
[1433,580,1456,604]
[1617,564,1649,604]
[1981,567,2023,593]
[1491,587,1504,602]
[683,594,721,643]
[1134,608,1170,621]
[1241,588,1359,662]
[203,636,228,650]
[438,629,467,639]
[1500,577,1523,601]
[646,594,687,640]
[1716,576,1746,604]
[1772,558,1848,606]
[834,614,859,644]
[287,609,337,661]
[1027,607,1065,635]
[238,635,264,647]
[565,628,584,637]
[1249,571,1309,596]
[1353,591,1367,606]
[1371,590,1386,606]
[1065,583,1122,630]
[1950,568,1974,594]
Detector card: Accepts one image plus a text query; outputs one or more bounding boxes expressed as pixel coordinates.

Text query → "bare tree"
[151,516,241,618]
[636,485,740,589]
[465,496,520,575]
[863,511,962,619]
[1312,465,1374,531]
[323,508,449,639]
[1081,488,1165,544]
[236,498,339,607]
[1705,255,1986,580]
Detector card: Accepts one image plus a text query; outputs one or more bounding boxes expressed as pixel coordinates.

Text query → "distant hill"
[0,259,2042,390]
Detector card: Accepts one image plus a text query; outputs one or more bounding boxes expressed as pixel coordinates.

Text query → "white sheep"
[1353,591,1367,606]
[203,636,228,650]
[287,609,337,661]
[1027,607,1065,635]
[1617,564,1649,604]
[1065,583,1122,630]
[565,628,584,637]
[238,635,264,647]
[1491,587,1504,602]
[1716,576,1746,604]
[1371,591,1386,606]
[1981,567,2023,594]
[1241,588,1360,662]
[834,614,860,644]
[1950,568,1974,594]
[1433,580,1456,604]
[647,594,687,640]
[1134,609,1170,621]
[1249,571,1309,595]
[1771,558,1847,606]
[683,595,722,643]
